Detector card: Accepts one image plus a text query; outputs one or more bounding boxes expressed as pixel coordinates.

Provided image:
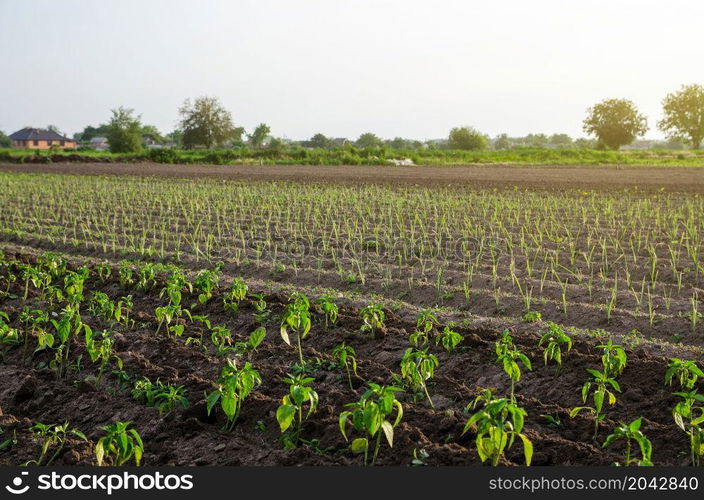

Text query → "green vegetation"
[105,107,143,153]
[658,84,704,149]
[583,98,649,150]
[2,145,704,166]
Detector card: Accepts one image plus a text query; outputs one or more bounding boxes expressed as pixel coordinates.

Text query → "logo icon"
[5,471,30,495]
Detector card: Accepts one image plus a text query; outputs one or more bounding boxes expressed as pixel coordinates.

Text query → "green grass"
[1,146,704,166]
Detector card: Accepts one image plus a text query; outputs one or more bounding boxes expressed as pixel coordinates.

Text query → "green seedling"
[194,262,223,304]
[233,326,266,358]
[276,374,319,447]
[436,325,463,353]
[314,295,339,328]
[598,340,627,377]
[331,342,358,390]
[495,331,532,401]
[210,325,234,356]
[666,358,704,390]
[522,310,542,323]
[672,390,704,466]
[23,422,86,466]
[396,347,438,408]
[280,293,312,365]
[602,417,653,466]
[223,277,248,314]
[250,293,269,324]
[416,309,439,335]
[95,421,143,466]
[570,368,621,441]
[206,360,262,431]
[360,303,385,336]
[538,322,572,374]
[85,328,122,382]
[339,383,403,466]
[24,422,85,465]
[462,389,533,466]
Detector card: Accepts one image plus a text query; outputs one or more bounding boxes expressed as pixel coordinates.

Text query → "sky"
[1,0,703,141]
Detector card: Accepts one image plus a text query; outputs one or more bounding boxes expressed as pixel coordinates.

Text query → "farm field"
[0,163,703,467]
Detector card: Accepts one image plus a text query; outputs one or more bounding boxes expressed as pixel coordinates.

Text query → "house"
[9,127,77,150]
[89,136,110,150]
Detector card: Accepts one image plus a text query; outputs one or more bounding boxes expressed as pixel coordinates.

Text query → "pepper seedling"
[95,422,143,466]
[331,342,358,390]
[462,389,533,466]
[602,417,653,466]
[339,383,403,466]
[206,360,262,431]
[276,374,319,447]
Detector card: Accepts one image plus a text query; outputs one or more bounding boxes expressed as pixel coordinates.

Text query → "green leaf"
[95,440,105,466]
[381,420,394,447]
[276,404,296,433]
[205,390,221,415]
[519,433,533,466]
[280,325,291,346]
[629,418,642,432]
[350,438,367,455]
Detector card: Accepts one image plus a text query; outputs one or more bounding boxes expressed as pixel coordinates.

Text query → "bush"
[147,148,180,164]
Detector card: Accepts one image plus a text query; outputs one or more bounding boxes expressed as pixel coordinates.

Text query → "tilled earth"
[0,249,696,466]
[1,161,704,192]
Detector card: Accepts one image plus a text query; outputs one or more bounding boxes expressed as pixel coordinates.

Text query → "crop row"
[2,252,704,466]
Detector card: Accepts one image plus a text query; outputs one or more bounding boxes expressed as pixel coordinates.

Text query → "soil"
[0,249,695,466]
[1,161,704,192]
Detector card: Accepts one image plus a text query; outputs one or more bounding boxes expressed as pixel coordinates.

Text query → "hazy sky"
[1,0,703,140]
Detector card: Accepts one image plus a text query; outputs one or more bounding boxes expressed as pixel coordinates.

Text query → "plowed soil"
[1,162,703,192]
[0,249,695,466]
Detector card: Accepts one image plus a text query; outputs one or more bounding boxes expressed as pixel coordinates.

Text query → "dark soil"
[1,162,703,192]
[0,249,695,466]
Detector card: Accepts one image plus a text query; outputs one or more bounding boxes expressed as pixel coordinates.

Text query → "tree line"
[1,84,703,153]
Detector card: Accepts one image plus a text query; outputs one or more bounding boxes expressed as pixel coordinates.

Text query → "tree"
[308,133,331,148]
[0,130,11,148]
[231,126,246,146]
[179,96,237,149]
[105,107,143,153]
[549,133,573,147]
[355,132,383,148]
[140,125,164,144]
[74,124,109,142]
[386,137,421,149]
[658,84,704,150]
[493,133,511,150]
[248,123,271,148]
[268,137,285,150]
[524,133,549,148]
[448,126,488,150]
[582,98,648,150]
[574,138,596,148]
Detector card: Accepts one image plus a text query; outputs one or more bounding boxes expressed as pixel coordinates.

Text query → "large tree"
[582,98,648,150]
[549,133,573,147]
[0,130,10,148]
[448,126,488,150]
[179,96,237,149]
[493,133,510,150]
[74,124,109,142]
[658,84,704,150]
[248,123,271,148]
[308,133,331,148]
[105,107,143,153]
[140,125,164,144]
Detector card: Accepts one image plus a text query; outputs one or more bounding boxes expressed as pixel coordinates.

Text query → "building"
[89,136,110,150]
[9,127,77,150]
